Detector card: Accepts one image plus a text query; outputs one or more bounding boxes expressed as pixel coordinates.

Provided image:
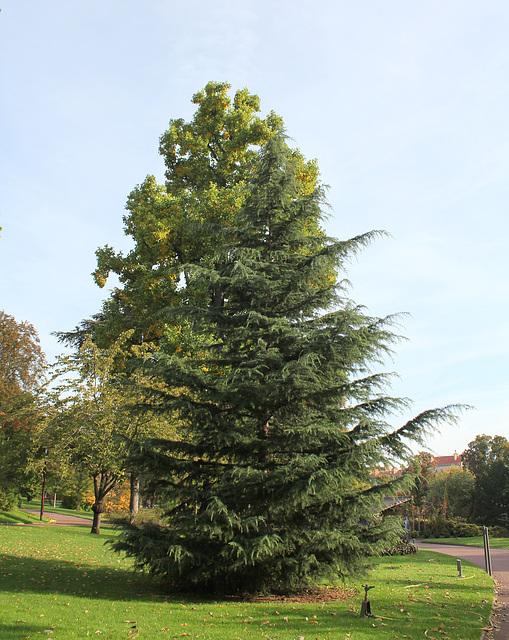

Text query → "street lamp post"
[40,447,48,521]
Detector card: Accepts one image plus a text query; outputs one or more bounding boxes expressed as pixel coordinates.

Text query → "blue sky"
[1,1,508,456]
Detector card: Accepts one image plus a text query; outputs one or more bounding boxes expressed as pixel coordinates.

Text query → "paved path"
[20,508,93,526]
[418,542,509,640]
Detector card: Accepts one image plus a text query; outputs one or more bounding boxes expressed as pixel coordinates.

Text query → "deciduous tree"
[427,466,475,520]
[0,312,46,509]
[407,451,436,533]
[47,334,169,533]
[0,311,45,400]
[462,434,509,526]
[91,82,316,348]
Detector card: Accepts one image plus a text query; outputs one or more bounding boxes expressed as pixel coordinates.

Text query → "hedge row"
[416,518,508,538]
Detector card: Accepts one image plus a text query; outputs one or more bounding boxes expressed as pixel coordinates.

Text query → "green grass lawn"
[0,525,493,640]
[423,536,509,549]
[0,503,90,526]
[0,508,52,525]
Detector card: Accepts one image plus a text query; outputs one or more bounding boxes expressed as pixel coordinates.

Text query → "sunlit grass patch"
[0,508,46,525]
[0,525,493,639]
[423,536,509,549]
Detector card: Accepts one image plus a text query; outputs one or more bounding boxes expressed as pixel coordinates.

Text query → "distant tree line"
[404,438,509,535]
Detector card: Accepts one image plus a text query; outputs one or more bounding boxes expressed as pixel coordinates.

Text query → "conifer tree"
[113,133,459,594]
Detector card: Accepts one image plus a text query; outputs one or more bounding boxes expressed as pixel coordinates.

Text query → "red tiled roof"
[372,467,404,477]
[435,454,462,466]
[372,453,462,478]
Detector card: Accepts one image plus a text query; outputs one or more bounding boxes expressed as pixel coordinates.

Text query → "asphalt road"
[418,541,509,640]
[20,508,93,526]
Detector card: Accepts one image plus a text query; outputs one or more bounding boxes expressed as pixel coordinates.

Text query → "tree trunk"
[52,492,57,508]
[91,501,104,534]
[39,459,47,522]
[129,473,140,524]
[91,472,119,534]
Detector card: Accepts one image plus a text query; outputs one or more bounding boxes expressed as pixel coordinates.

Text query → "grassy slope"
[423,536,509,549]
[0,509,53,525]
[0,525,493,640]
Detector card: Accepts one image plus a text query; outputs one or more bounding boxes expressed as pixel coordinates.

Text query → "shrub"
[109,506,165,526]
[421,517,483,538]
[381,540,418,556]
[104,484,130,513]
[61,492,94,511]
[0,487,19,511]
[450,521,483,537]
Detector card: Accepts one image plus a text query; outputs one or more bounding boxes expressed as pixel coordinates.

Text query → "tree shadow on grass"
[0,623,47,639]
[0,554,160,601]
[0,512,34,524]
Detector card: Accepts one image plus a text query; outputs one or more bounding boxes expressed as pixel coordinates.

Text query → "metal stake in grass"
[457,558,462,577]
[360,584,375,618]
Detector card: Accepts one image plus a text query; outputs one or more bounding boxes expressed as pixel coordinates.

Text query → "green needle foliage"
[113,132,461,595]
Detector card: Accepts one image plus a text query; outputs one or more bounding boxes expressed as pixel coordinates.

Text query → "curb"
[480,583,499,640]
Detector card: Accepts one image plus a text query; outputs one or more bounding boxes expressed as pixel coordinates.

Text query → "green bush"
[381,540,418,556]
[108,507,165,527]
[450,521,483,537]
[0,487,19,511]
[60,494,93,511]
[422,517,483,538]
